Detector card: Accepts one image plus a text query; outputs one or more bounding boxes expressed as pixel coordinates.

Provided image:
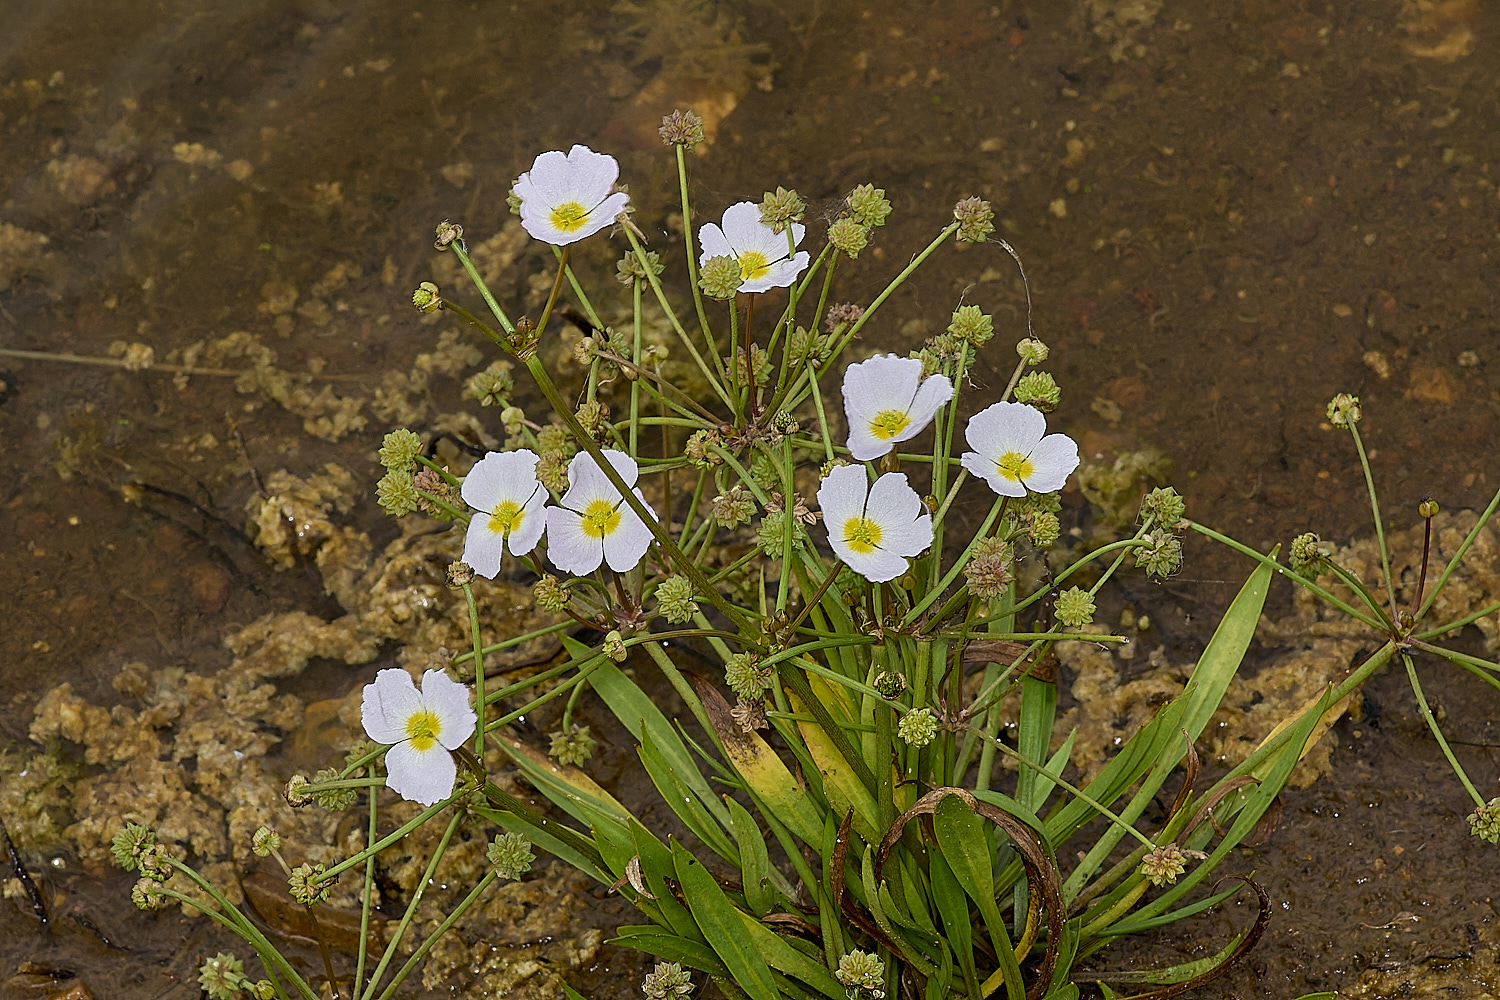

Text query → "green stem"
[1185,521,1386,629]
[463,583,486,758]
[319,795,459,883]
[1404,653,1484,805]
[675,143,723,376]
[1348,423,1399,624]
[374,871,499,1000]
[449,243,515,336]
[520,354,748,631]
[1417,484,1500,623]
[355,780,378,997]
[624,225,732,409]
[361,811,464,1000]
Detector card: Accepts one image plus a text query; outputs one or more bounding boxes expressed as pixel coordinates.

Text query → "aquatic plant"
[106,113,1500,1000]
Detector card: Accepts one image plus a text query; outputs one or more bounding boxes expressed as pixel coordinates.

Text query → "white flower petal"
[462,450,539,510]
[961,449,1028,498]
[518,150,570,203]
[601,490,656,573]
[843,355,926,461]
[1021,433,1080,494]
[878,513,933,560]
[420,669,477,750]
[964,401,1045,459]
[844,545,910,583]
[698,223,734,264]
[741,251,810,293]
[863,472,922,530]
[384,739,457,806]
[507,484,549,556]
[561,144,618,204]
[361,668,423,745]
[463,515,509,580]
[816,463,870,526]
[720,201,768,247]
[545,506,604,575]
[906,374,955,432]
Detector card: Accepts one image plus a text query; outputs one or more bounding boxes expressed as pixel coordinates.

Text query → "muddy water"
[1,0,1497,997]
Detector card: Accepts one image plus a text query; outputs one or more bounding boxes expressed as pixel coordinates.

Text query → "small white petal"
[463,516,509,580]
[420,670,477,750]
[879,512,933,560]
[906,374,955,431]
[601,489,656,572]
[844,545,909,583]
[1022,433,1081,494]
[698,223,734,264]
[384,739,456,806]
[508,484,549,556]
[461,450,538,510]
[741,251,810,293]
[816,463,870,525]
[961,449,1027,498]
[545,506,604,575]
[720,201,769,247]
[965,401,1045,458]
[561,144,618,204]
[863,472,920,525]
[361,669,422,745]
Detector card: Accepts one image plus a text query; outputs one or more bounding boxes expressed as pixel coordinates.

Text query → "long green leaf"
[673,841,779,1000]
[583,651,732,830]
[727,797,774,917]
[610,926,729,978]
[928,852,977,1000]
[639,728,737,863]
[932,796,1022,1000]
[739,914,846,999]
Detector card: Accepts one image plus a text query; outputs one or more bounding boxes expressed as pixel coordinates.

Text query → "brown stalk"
[1110,875,1270,1000]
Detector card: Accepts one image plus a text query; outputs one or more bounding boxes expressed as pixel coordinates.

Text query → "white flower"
[697,201,810,294]
[545,450,657,575]
[513,145,630,246]
[361,668,476,806]
[842,354,954,462]
[461,450,548,578]
[817,464,932,583]
[960,400,1080,498]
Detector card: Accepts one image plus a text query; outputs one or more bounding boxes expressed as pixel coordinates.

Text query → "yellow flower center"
[996,450,1034,483]
[581,498,622,539]
[842,516,882,554]
[549,201,589,233]
[405,709,442,753]
[737,250,770,281]
[868,409,911,441]
[487,500,524,538]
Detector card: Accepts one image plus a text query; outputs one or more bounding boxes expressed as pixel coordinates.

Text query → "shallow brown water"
[1,0,1498,997]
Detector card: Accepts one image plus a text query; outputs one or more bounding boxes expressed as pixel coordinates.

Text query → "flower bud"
[897,708,938,747]
[873,671,907,699]
[500,405,526,438]
[1468,797,1500,844]
[411,281,442,314]
[466,363,514,408]
[433,220,464,251]
[1139,486,1187,530]
[759,186,806,234]
[198,953,247,1000]
[110,823,155,872]
[643,962,694,1000]
[828,217,870,258]
[310,767,357,811]
[656,575,699,624]
[1420,497,1440,519]
[287,862,332,906]
[251,826,281,858]
[376,468,419,518]
[487,831,536,879]
[1016,338,1049,364]
[1136,530,1183,577]
[1326,393,1361,427]
[617,248,664,284]
[378,428,423,471]
[131,877,166,911]
[603,631,628,662]
[847,184,892,228]
[1140,843,1188,886]
[699,255,742,300]
[964,537,1013,600]
[1054,586,1096,628]
[548,723,596,765]
[724,653,772,701]
[285,774,311,807]
[1014,371,1060,412]
[836,950,886,993]
[948,305,994,346]
[534,574,570,613]
[1289,532,1327,575]
[953,196,995,244]
[658,109,706,148]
